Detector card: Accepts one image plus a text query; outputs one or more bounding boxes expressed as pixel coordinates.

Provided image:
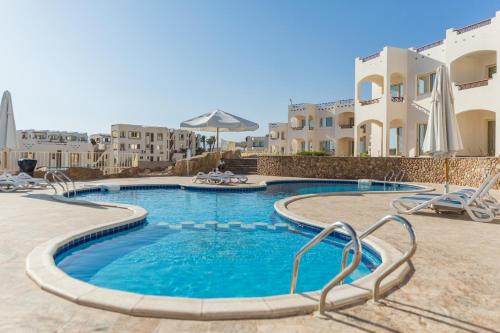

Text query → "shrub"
[295,151,330,157]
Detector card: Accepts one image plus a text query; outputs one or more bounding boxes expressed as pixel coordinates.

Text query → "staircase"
[224,158,258,175]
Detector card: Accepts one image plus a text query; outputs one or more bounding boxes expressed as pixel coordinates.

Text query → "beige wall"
[354,11,500,158]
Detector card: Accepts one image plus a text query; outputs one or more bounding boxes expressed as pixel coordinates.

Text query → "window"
[389,127,403,156]
[325,117,333,127]
[488,65,497,79]
[320,140,333,152]
[129,131,141,139]
[417,72,436,96]
[157,133,163,141]
[390,83,404,97]
[488,121,496,156]
[416,123,427,156]
[319,118,323,127]
[157,145,162,150]
[113,143,119,150]
[129,144,140,150]
[112,131,119,138]
[281,131,285,140]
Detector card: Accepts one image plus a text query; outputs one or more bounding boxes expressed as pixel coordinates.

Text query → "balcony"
[391,96,404,102]
[338,124,354,129]
[455,79,489,91]
[360,52,380,63]
[308,126,314,131]
[291,126,304,130]
[360,98,381,106]
[454,18,491,35]
[415,39,444,53]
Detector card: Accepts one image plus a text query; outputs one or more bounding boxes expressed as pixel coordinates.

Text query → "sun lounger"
[14,172,48,188]
[391,174,500,223]
[192,172,211,183]
[223,171,248,184]
[0,173,27,192]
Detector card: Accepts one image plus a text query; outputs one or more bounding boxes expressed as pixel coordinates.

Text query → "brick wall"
[257,156,500,188]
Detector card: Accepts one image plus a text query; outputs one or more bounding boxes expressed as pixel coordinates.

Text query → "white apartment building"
[268,122,288,155]
[287,99,355,155]
[355,12,499,157]
[15,130,93,169]
[89,133,111,151]
[245,136,268,152]
[110,124,197,162]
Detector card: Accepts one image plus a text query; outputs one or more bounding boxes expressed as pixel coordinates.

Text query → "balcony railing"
[415,39,444,53]
[454,18,491,35]
[359,98,381,106]
[308,126,314,130]
[291,126,304,130]
[361,52,381,63]
[391,96,404,102]
[455,79,489,90]
[338,124,354,129]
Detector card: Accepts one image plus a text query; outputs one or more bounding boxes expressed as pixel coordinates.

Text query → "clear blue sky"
[1,0,498,141]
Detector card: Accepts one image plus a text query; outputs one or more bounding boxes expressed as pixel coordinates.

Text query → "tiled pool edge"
[26,180,419,320]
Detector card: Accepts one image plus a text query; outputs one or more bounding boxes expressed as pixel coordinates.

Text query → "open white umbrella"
[0,91,18,171]
[422,65,463,192]
[180,109,259,150]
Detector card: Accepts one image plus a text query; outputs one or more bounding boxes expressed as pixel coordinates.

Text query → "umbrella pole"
[216,128,219,151]
[444,158,450,194]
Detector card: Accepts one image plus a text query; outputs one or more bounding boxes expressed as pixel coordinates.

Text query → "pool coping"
[26,179,426,320]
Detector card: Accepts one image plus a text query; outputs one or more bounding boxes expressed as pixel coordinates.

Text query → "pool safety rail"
[290,221,362,318]
[340,215,417,302]
[44,170,76,198]
[290,215,416,318]
[384,169,405,189]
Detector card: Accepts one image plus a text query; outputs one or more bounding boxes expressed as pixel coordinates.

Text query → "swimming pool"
[55,180,419,298]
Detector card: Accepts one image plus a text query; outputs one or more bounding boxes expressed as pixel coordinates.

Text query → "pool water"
[56,181,416,298]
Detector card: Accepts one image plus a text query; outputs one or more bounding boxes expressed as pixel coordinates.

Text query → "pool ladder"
[290,215,416,318]
[44,171,76,198]
[384,169,405,189]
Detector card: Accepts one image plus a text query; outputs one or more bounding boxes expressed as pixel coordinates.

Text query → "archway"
[456,109,496,156]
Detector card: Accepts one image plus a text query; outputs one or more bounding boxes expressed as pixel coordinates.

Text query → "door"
[56,150,62,169]
[488,121,495,156]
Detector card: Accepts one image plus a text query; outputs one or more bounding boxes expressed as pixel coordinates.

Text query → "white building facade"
[110,124,196,162]
[355,12,499,157]
[268,122,288,155]
[285,99,355,155]
[14,130,94,169]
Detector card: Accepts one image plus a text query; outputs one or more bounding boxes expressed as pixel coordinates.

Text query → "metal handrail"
[396,170,405,182]
[54,171,76,198]
[340,215,417,302]
[290,221,362,316]
[44,171,76,198]
[43,171,60,195]
[384,170,394,189]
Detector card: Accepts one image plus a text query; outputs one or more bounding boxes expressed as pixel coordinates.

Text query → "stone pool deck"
[1,175,499,332]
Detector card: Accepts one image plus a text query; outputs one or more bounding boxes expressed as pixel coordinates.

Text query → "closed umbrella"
[180,109,259,150]
[422,65,463,193]
[0,91,18,170]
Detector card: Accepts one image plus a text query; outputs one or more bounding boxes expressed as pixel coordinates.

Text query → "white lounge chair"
[391,174,499,223]
[14,172,48,188]
[223,171,248,184]
[209,171,231,185]
[192,172,210,183]
[0,173,27,192]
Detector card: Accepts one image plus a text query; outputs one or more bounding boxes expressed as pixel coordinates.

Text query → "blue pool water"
[56,181,417,298]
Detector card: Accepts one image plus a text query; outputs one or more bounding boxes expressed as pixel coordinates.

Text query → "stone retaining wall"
[172,150,241,176]
[257,156,500,188]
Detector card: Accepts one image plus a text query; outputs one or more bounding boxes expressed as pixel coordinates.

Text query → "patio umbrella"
[180,109,259,150]
[422,65,463,193]
[0,91,18,170]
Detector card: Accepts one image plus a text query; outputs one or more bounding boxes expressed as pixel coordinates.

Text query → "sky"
[1,0,499,141]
